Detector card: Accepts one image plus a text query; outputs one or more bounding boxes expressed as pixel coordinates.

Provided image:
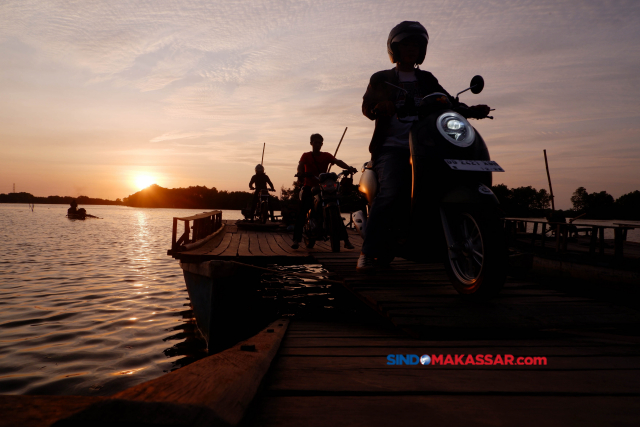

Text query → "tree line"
[0,192,122,205]
[3,183,639,220]
[491,184,640,220]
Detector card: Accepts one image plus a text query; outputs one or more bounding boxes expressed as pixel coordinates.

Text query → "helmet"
[255,164,264,173]
[70,199,78,207]
[387,21,429,64]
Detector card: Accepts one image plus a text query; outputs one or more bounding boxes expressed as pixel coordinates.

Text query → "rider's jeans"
[293,186,313,242]
[362,148,412,257]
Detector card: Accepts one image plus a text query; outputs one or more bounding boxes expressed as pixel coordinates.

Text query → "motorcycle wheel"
[443,210,506,298]
[327,208,342,253]
[259,203,268,224]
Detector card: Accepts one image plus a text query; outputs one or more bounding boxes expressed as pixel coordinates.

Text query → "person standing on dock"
[356,21,490,272]
[249,164,276,220]
[291,133,358,249]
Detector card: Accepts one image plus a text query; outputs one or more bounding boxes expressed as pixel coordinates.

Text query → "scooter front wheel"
[443,210,506,298]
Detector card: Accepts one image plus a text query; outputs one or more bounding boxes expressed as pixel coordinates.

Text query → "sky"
[1,0,639,209]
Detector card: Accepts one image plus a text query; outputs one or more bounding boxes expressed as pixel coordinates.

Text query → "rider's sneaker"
[356,253,375,273]
[291,241,300,249]
[344,240,354,249]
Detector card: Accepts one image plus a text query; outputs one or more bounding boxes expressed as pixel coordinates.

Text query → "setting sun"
[135,175,155,190]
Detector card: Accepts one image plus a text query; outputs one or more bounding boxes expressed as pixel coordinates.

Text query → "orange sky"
[1,0,639,209]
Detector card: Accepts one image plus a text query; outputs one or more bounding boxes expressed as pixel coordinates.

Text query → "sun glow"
[135,175,156,190]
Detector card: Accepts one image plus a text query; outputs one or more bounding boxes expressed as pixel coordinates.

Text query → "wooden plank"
[273,234,298,255]
[174,210,222,221]
[245,396,640,427]
[238,233,252,257]
[257,233,277,256]
[219,233,241,257]
[266,233,291,256]
[207,232,233,256]
[266,364,640,394]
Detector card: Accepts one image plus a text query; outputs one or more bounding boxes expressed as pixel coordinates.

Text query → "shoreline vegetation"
[2,183,639,220]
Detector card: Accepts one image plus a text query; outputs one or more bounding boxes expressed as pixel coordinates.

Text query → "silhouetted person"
[249,164,276,220]
[291,133,357,249]
[67,200,86,218]
[357,21,491,272]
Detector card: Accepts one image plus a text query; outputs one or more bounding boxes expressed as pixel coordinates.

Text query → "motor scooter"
[353,75,507,297]
[298,170,356,252]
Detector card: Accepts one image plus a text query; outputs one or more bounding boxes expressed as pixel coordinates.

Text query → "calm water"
[0,204,311,396]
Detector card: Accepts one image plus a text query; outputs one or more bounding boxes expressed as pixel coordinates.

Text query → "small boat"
[66,213,86,220]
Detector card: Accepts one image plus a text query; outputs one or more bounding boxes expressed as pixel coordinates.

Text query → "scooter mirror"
[470,75,484,94]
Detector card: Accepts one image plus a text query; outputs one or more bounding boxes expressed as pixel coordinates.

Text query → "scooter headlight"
[436,112,475,147]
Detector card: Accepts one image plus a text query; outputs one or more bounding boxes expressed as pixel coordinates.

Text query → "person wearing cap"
[291,133,358,250]
[249,164,276,220]
[356,21,491,272]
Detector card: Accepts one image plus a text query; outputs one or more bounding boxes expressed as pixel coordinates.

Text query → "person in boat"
[291,133,358,250]
[67,200,87,218]
[356,21,491,272]
[249,164,276,220]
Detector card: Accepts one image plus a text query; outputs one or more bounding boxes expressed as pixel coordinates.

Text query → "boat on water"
[66,213,87,220]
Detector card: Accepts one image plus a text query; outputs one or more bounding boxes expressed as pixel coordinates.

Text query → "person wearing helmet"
[356,21,491,272]
[291,133,358,250]
[249,164,276,220]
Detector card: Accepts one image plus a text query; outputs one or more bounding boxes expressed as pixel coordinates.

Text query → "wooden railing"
[504,218,637,258]
[171,210,222,253]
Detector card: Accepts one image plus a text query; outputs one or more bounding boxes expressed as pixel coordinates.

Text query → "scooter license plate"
[444,159,505,172]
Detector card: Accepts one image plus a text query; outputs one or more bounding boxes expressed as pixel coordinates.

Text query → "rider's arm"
[333,159,355,172]
[266,175,275,191]
[362,71,394,120]
[296,162,305,185]
[249,175,256,190]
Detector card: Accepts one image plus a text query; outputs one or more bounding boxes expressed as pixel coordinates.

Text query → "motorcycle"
[242,189,276,223]
[297,170,356,252]
[257,189,276,224]
[353,75,508,297]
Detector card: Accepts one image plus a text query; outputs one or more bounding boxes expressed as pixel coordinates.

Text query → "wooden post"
[555,224,561,252]
[172,217,178,251]
[544,149,555,212]
[614,228,624,258]
[531,222,538,246]
[185,220,191,245]
[589,226,598,256]
[541,223,547,248]
[598,227,605,255]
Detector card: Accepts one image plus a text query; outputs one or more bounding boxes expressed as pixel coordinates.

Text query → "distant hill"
[122,184,263,209]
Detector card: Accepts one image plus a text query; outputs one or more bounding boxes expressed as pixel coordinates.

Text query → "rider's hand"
[348,166,358,174]
[468,104,490,119]
[374,100,396,117]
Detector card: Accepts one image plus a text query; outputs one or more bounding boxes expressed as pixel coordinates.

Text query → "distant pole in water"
[261,142,265,165]
[327,127,348,172]
[544,149,555,212]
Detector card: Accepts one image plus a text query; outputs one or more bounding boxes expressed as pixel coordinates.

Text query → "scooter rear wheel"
[443,210,506,298]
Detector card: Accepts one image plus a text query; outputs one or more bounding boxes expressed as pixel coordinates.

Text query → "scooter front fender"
[441,183,500,205]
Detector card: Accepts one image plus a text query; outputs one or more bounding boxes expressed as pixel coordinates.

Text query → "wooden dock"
[171,218,640,425]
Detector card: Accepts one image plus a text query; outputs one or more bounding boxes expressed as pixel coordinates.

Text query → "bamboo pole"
[327,127,348,172]
[261,142,265,165]
[544,149,555,211]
